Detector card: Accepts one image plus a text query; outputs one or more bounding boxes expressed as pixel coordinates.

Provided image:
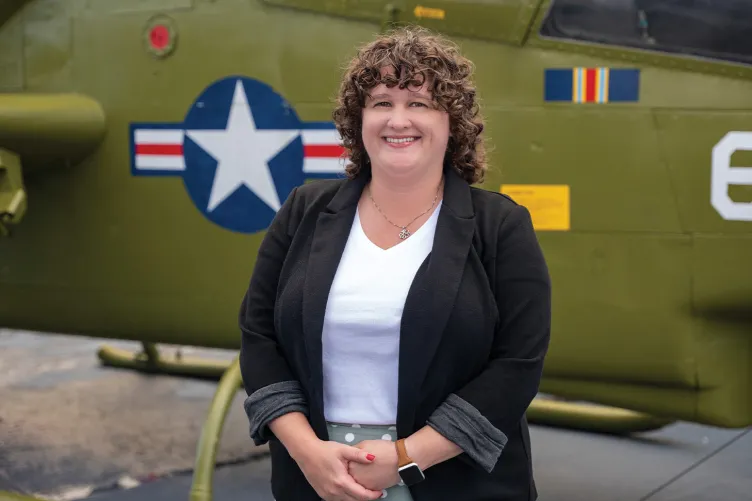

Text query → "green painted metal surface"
[0,11,23,92]
[0,149,26,236]
[0,0,750,430]
[0,0,30,28]
[0,93,105,171]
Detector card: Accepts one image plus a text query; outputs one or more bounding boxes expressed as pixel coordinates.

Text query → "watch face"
[398,463,425,486]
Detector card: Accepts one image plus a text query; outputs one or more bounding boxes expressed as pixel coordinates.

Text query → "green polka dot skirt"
[326,422,415,500]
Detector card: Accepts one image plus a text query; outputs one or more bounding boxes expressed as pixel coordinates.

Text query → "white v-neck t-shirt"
[321,201,442,425]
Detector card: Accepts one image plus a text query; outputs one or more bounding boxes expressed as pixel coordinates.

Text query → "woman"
[239,26,551,501]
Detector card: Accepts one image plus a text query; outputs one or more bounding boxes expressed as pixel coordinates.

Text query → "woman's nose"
[387,106,411,129]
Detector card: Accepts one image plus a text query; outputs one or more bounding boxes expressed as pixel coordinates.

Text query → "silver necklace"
[368,179,443,240]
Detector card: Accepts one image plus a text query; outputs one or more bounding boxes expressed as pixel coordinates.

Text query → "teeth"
[386,137,416,144]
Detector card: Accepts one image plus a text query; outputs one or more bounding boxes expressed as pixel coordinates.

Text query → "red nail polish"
[366,454,376,461]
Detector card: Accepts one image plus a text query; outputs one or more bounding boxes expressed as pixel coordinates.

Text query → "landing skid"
[97,342,230,379]
[527,397,674,434]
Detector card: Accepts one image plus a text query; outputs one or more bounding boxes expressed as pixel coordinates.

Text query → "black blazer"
[239,166,551,501]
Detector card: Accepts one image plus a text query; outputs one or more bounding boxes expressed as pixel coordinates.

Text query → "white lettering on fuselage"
[711,132,752,221]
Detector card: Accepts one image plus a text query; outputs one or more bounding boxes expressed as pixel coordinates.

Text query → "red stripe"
[585,68,596,103]
[136,144,183,155]
[304,145,345,158]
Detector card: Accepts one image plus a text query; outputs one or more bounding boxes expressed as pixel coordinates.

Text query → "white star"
[185,80,299,212]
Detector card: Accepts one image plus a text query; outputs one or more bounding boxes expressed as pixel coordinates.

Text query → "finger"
[341,477,382,501]
[342,446,377,465]
[326,480,379,501]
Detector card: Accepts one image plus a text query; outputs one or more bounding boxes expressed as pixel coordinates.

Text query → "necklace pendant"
[398,227,411,240]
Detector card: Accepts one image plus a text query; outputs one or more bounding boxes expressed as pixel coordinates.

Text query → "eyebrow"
[367,91,431,100]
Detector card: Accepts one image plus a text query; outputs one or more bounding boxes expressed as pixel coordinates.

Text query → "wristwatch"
[395,439,425,486]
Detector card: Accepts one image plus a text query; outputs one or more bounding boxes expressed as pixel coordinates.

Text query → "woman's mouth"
[384,136,420,147]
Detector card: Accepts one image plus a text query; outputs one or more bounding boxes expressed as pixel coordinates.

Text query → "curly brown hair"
[332,25,487,185]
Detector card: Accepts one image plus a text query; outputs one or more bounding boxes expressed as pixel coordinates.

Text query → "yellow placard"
[500,184,570,231]
[413,5,445,19]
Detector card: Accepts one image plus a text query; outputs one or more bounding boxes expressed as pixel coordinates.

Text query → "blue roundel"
[180,76,306,234]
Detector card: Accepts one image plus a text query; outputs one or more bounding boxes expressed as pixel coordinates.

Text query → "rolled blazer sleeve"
[239,187,309,445]
[427,203,552,472]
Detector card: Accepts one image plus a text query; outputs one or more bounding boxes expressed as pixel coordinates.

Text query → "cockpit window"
[539,0,752,66]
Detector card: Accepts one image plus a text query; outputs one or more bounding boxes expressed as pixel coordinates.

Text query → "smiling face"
[361,69,450,180]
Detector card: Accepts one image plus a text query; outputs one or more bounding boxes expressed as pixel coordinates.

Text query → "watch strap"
[395,439,412,468]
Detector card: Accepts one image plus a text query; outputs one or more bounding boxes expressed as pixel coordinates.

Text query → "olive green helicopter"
[1,0,750,500]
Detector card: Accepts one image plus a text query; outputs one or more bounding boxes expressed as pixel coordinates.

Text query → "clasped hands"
[294,438,402,501]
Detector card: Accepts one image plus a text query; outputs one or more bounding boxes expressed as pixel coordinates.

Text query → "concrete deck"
[1,329,750,501]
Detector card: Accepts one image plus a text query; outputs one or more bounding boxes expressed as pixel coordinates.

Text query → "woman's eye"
[374,101,390,107]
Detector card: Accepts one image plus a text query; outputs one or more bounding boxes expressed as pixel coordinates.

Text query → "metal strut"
[0,149,26,237]
[97,342,230,379]
[189,356,243,501]
[526,397,674,434]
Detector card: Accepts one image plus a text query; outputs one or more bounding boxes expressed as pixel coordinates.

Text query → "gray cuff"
[243,380,308,446]
[426,393,508,473]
